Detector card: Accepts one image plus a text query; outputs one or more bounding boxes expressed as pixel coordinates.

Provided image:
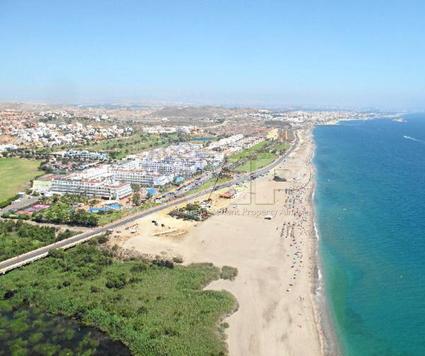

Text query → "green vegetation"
[220,266,238,281]
[81,132,190,160]
[0,307,130,355]
[33,204,98,227]
[96,201,159,226]
[236,152,277,173]
[0,194,20,209]
[0,158,41,202]
[132,192,143,206]
[234,152,276,173]
[0,241,237,355]
[0,220,76,262]
[270,142,290,154]
[227,140,269,163]
[190,176,232,195]
[95,209,126,226]
[4,194,160,228]
[229,140,289,173]
[170,202,212,221]
[3,194,98,227]
[31,195,98,227]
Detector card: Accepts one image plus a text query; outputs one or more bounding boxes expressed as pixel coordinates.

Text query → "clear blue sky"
[1,0,424,109]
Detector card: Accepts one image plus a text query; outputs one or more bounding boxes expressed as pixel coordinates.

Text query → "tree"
[49,248,65,259]
[105,272,128,289]
[131,183,141,192]
[89,199,99,207]
[132,192,142,206]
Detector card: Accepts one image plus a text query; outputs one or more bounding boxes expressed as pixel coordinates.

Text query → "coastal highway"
[0,136,297,275]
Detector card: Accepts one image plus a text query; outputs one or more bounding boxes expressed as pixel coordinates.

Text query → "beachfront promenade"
[0,135,298,275]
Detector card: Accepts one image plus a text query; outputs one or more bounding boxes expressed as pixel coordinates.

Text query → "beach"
[111,128,324,356]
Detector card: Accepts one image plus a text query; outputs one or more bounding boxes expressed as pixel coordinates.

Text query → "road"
[0,136,297,275]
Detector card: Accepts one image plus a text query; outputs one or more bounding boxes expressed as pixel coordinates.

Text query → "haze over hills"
[1,1,425,110]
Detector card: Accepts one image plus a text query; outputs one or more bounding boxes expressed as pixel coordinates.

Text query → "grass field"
[0,240,237,355]
[227,140,268,163]
[81,132,185,159]
[96,201,159,226]
[190,176,232,195]
[229,141,289,173]
[0,158,41,201]
[235,151,277,173]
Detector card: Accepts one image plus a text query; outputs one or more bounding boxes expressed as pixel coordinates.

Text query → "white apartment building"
[208,134,244,151]
[49,165,132,199]
[63,150,109,161]
[111,169,172,186]
[138,160,202,177]
[42,143,225,197]
[51,177,132,199]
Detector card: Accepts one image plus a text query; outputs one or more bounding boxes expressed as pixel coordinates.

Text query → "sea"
[314,114,425,356]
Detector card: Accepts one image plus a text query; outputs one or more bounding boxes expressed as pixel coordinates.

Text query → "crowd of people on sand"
[275,142,314,330]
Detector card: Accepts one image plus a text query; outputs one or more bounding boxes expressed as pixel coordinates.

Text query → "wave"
[393,118,406,123]
[403,135,425,144]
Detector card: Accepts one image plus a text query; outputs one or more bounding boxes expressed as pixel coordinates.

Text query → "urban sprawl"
[0,104,385,209]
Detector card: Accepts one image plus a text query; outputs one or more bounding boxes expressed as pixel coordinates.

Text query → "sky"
[0,0,424,110]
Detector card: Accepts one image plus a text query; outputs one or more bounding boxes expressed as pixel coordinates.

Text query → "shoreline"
[310,135,341,356]
[310,150,327,356]
[300,128,340,356]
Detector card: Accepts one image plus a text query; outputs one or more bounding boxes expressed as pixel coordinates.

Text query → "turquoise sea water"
[314,114,425,356]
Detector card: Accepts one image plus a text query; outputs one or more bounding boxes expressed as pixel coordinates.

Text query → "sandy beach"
[110,128,324,356]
